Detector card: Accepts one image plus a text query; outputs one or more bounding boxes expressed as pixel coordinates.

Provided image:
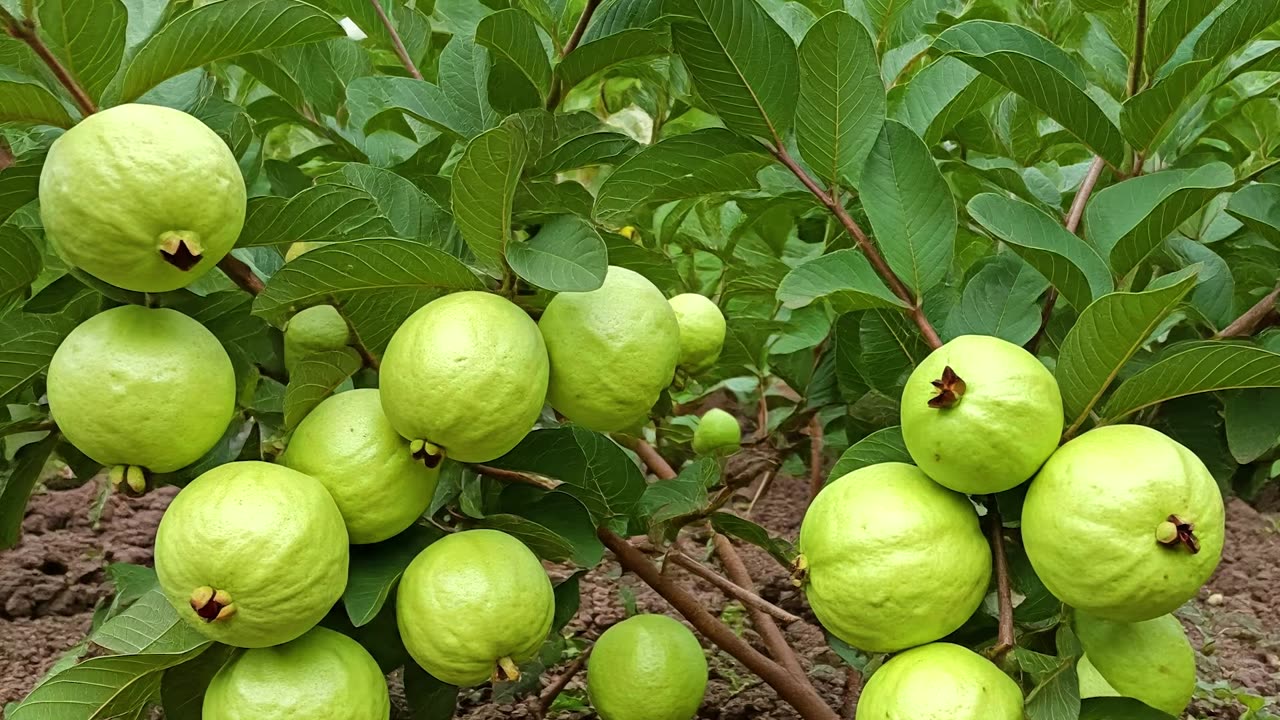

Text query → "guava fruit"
[281,389,438,544]
[155,461,349,648]
[539,266,680,431]
[380,292,548,464]
[855,643,1023,720]
[396,529,554,686]
[668,293,726,375]
[587,614,707,720]
[284,305,351,373]
[797,462,991,652]
[692,408,741,456]
[1022,424,1224,622]
[47,305,236,478]
[203,626,389,720]
[38,103,246,292]
[1074,611,1196,715]
[900,334,1063,494]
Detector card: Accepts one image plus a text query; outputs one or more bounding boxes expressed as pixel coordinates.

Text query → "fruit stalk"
[597,526,841,720]
[712,533,810,682]
[367,0,423,80]
[472,463,563,491]
[987,499,1016,658]
[218,255,265,296]
[0,8,98,117]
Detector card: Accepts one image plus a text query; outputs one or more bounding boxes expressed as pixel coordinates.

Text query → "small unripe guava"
[855,643,1023,720]
[668,293,726,375]
[284,304,351,373]
[587,614,707,720]
[692,408,741,456]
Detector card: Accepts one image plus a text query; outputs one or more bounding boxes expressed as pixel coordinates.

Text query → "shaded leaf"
[827,426,909,482]
[1101,344,1280,422]
[556,28,670,90]
[1120,59,1211,154]
[534,132,638,176]
[403,664,459,718]
[0,433,57,550]
[0,226,41,311]
[283,348,360,430]
[476,8,552,104]
[159,644,236,720]
[0,312,77,404]
[1225,183,1280,242]
[451,125,528,275]
[1080,698,1176,720]
[344,524,442,627]
[0,69,74,127]
[507,215,608,292]
[895,56,1001,145]
[478,513,577,562]
[1224,388,1280,464]
[943,253,1048,345]
[709,512,797,567]
[0,150,44,224]
[320,164,451,243]
[237,184,391,247]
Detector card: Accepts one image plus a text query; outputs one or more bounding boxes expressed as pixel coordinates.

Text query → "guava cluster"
[799,334,1224,719]
[39,106,729,720]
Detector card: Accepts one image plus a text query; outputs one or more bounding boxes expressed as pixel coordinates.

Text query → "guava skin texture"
[281,389,438,544]
[38,103,246,292]
[587,614,708,720]
[284,304,351,373]
[900,334,1063,494]
[396,529,555,687]
[1074,611,1196,715]
[668,293,726,375]
[380,291,549,463]
[798,462,991,653]
[47,305,236,474]
[155,461,349,648]
[692,408,741,456]
[539,266,680,432]
[203,626,390,720]
[1022,424,1225,622]
[855,643,1023,720]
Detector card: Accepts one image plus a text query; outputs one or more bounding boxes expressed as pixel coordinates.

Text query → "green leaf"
[1165,235,1234,329]
[0,312,77,404]
[252,239,485,352]
[556,28,670,90]
[709,512,797,566]
[0,69,75,127]
[320,164,451,243]
[827,426,909,482]
[1016,649,1080,720]
[944,253,1048,346]
[237,184,391,247]
[497,486,604,567]
[1186,0,1280,70]
[0,226,41,311]
[283,348,361,430]
[1144,0,1218,74]
[1100,344,1280,422]
[91,588,209,655]
[669,0,800,140]
[1224,389,1280,464]
[0,432,57,549]
[0,150,43,224]
[934,20,1126,166]
[895,56,1001,145]
[551,572,584,632]
[347,50,497,139]
[451,125,528,275]
[1056,276,1197,435]
[476,8,552,104]
[160,644,237,720]
[967,193,1113,311]
[534,132,638,176]
[776,249,906,313]
[1119,59,1212,154]
[37,0,128,102]
[317,0,431,66]
[1080,697,1176,720]
[344,524,441,626]
[404,664,460,717]
[8,643,211,720]
[860,120,957,296]
[593,128,772,228]
[120,0,344,102]
[849,0,952,52]
[637,458,718,530]
[1086,163,1235,277]
[507,215,608,292]
[796,11,883,187]
[477,513,577,562]
[857,308,929,394]
[1225,183,1280,242]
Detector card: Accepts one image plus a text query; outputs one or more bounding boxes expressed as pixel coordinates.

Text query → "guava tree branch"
[639,542,802,625]
[367,0,423,80]
[767,143,943,350]
[472,464,563,491]
[545,0,602,108]
[712,533,809,681]
[217,255,265,296]
[1215,282,1280,339]
[987,500,1015,659]
[598,527,841,720]
[0,7,97,117]
[807,415,824,501]
[616,436,678,479]
[841,668,862,719]
[533,646,592,717]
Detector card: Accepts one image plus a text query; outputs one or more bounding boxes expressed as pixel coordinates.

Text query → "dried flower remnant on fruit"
[494,656,521,683]
[928,366,967,409]
[409,439,444,468]
[1157,515,1200,554]
[159,231,203,271]
[109,464,149,497]
[190,586,237,622]
[790,554,809,587]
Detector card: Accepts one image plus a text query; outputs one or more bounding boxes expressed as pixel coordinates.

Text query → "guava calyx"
[928,366,967,409]
[409,439,444,468]
[790,554,809,587]
[190,586,237,622]
[158,231,205,271]
[1157,514,1200,554]
[109,465,150,497]
[494,656,521,683]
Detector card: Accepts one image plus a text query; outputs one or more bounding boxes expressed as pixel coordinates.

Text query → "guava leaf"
[451,124,528,275]
[0,68,74,127]
[827,426,910,483]
[1080,697,1177,720]
[1143,0,1219,74]
[0,432,57,550]
[776,249,906,314]
[1015,648,1081,720]
[551,571,584,632]
[0,225,40,312]
[1223,388,1280,464]
[709,513,797,567]
[36,0,127,103]
[283,348,360,430]
[1100,344,1280,423]
[1119,59,1211,154]
[532,132,638,177]
[476,8,552,105]
[506,215,608,292]
[556,28,670,91]
[857,309,931,395]
[477,513,577,562]
[92,588,209,655]
[943,253,1048,346]
[160,643,237,720]
[498,485,604,567]
[404,664,460,716]
[236,184,391,247]
[320,164,453,246]
[1225,183,1280,243]
[0,150,43,225]
[344,524,442,627]
[895,57,1002,145]
[0,311,78,405]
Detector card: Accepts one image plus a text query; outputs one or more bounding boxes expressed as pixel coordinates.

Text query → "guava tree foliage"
[2,0,1280,718]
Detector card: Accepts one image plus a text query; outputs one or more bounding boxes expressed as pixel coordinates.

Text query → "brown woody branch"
[646,543,802,626]
[987,499,1015,660]
[367,0,423,80]
[807,414,824,501]
[218,255,265,296]
[712,533,809,681]
[534,646,592,716]
[615,436,678,480]
[598,527,840,720]
[841,668,862,719]
[0,8,97,117]
[545,0,603,109]
[1216,283,1280,339]
[472,464,563,491]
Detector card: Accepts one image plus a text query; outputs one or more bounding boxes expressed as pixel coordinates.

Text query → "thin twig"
[807,414,824,502]
[713,534,810,682]
[472,464,563,491]
[545,0,603,109]
[746,469,777,517]
[536,646,592,715]
[755,382,769,441]
[841,668,862,719]
[987,499,1015,660]
[1215,282,1280,338]
[618,437,678,480]
[0,8,97,117]
[368,0,423,80]
[598,528,841,720]
[217,255,265,296]
[649,543,803,625]
[1128,0,1148,97]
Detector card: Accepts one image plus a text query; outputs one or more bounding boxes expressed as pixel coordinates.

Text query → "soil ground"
[2,472,1277,719]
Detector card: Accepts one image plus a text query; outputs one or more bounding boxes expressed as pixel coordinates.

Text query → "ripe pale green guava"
[1074,611,1196,715]
[380,292,548,464]
[47,305,236,478]
[797,462,991,652]
[396,529,554,686]
[155,461,349,648]
[281,389,438,544]
[539,266,680,432]
[855,643,1023,720]
[203,626,389,720]
[692,408,741,456]
[38,103,246,292]
[284,305,351,373]
[1022,424,1224,622]
[587,614,707,720]
[668,293,726,375]
[900,334,1063,494]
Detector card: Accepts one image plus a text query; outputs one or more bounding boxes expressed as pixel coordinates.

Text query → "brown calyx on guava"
[190,586,237,622]
[1156,515,1200,554]
[409,439,444,468]
[928,366,967,409]
[159,231,204,271]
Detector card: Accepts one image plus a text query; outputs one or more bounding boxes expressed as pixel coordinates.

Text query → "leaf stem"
[807,414,824,502]
[367,0,423,80]
[0,7,97,117]
[986,498,1015,661]
[217,255,265,296]
[1215,282,1280,338]
[1128,0,1148,97]
[471,464,563,491]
